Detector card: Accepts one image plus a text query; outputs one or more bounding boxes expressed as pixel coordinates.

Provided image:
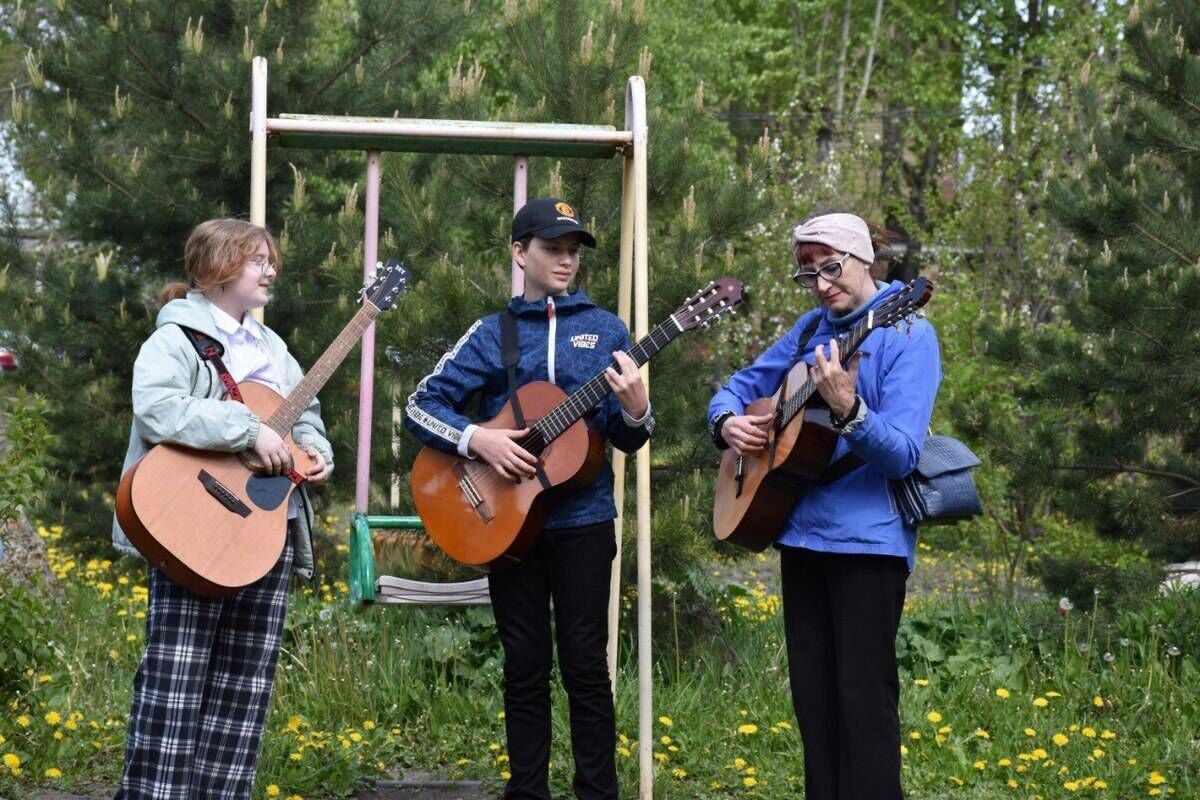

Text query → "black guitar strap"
[793,313,865,487]
[174,323,304,486]
[499,311,551,490]
[175,324,244,403]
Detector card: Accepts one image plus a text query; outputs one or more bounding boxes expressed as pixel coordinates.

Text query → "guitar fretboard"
[518,315,684,453]
[266,301,382,435]
[776,314,874,429]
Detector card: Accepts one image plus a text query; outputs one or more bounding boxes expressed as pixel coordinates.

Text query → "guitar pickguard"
[245,474,294,510]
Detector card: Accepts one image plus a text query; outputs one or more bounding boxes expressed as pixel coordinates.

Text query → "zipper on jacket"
[546,298,557,384]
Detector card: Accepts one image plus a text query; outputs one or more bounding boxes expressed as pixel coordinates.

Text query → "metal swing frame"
[248,57,657,798]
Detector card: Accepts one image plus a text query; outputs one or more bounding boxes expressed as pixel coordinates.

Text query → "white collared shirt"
[208,304,298,519]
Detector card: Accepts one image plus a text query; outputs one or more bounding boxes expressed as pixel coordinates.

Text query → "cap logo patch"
[555,202,576,217]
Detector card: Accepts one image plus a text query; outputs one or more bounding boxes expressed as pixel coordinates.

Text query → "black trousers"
[488,521,619,800]
[780,547,908,800]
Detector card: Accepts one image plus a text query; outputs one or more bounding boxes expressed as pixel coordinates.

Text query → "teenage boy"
[405,197,654,800]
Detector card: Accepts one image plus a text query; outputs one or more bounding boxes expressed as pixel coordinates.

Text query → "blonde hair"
[160,219,282,304]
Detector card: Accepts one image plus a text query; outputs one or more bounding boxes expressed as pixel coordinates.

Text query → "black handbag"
[890,435,983,526]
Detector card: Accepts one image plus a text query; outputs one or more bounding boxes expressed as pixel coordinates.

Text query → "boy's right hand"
[469,427,538,480]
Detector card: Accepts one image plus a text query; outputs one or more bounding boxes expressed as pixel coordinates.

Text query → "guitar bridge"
[452,462,494,522]
[198,470,252,518]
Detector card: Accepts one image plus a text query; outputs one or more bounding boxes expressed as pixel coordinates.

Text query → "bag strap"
[175,324,244,403]
[498,310,551,490]
[792,312,866,486]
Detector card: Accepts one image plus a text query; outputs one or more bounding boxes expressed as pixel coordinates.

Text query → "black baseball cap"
[511,197,597,247]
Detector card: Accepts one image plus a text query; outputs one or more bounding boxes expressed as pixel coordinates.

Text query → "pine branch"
[1053,462,1200,490]
[121,43,210,131]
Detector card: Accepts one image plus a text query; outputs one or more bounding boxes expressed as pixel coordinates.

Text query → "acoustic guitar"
[116,261,411,597]
[712,278,933,551]
[411,278,745,570]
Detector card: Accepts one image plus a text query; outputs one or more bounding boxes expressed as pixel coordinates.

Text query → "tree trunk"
[833,0,853,121]
[853,0,885,117]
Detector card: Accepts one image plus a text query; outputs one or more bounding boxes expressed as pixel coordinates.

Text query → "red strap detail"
[203,344,220,359]
[285,468,305,486]
[546,301,555,320]
[218,371,244,402]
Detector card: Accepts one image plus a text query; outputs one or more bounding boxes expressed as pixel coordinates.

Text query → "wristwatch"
[709,410,735,449]
[830,395,866,435]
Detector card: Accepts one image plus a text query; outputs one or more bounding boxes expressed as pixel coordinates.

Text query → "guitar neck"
[265,301,382,435]
[526,316,685,447]
[777,315,873,427]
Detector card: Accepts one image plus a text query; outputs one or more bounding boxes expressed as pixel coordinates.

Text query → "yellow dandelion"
[500,771,511,781]
[672,768,687,779]
[16,715,30,728]
[995,687,1010,698]
[1033,697,1049,707]
[1082,727,1096,737]
[909,731,922,740]
[1148,771,1166,786]
[914,678,929,686]
[3,753,21,770]
[266,786,281,797]
[974,760,986,770]
[733,757,747,769]
[45,767,63,778]
[1094,780,1107,789]
[659,715,673,726]
[743,777,758,787]
[1093,749,1104,759]
[926,711,942,723]
[1032,748,1048,760]
[998,758,1012,766]
[1045,691,1061,698]
[1092,695,1104,707]
[1024,727,1037,736]
[1008,779,1019,788]
[1101,730,1117,740]
[660,735,671,746]
[737,723,758,735]
[975,728,990,738]
[1053,733,1069,746]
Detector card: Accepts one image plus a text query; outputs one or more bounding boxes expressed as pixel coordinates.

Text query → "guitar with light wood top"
[411,278,745,570]
[115,261,411,597]
[712,278,933,551]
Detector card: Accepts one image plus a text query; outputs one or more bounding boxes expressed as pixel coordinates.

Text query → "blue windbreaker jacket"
[707,280,941,569]
[405,290,653,530]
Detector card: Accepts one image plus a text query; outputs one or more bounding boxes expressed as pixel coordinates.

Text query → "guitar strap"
[174,323,304,486]
[176,325,243,403]
[793,313,866,487]
[499,311,551,491]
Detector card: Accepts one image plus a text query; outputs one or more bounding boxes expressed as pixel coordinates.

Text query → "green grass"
[1,525,1197,799]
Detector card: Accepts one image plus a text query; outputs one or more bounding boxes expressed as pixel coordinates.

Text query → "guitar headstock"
[361,259,412,311]
[670,277,746,332]
[867,277,933,332]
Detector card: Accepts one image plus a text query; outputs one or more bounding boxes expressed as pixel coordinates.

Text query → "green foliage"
[0,576,55,701]
[0,390,53,522]
[1,0,472,544]
[4,533,1200,797]
[979,0,1200,563]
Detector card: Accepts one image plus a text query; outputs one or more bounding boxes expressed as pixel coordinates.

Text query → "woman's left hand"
[302,446,333,485]
[811,338,861,419]
[604,350,649,419]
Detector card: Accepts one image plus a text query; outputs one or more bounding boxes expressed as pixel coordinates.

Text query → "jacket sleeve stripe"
[404,319,483,446]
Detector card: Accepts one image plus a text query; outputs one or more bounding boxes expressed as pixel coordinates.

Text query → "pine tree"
[0,0,469,547]
[987,0,1200,570]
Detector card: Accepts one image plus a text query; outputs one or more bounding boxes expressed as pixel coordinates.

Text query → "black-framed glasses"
[793,253,849,288]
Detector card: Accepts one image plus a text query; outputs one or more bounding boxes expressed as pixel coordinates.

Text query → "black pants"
[780,547,908,800]
[488,521,619,800]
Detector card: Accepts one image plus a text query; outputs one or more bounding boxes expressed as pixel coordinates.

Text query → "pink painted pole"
[355,151,382,513]
[511,156,528,297]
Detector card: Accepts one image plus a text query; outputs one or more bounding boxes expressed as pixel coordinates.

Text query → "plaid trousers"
[115,536,293,800]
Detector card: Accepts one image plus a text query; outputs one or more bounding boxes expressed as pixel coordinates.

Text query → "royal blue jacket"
[405,289,654,530]
[707,281,940,569]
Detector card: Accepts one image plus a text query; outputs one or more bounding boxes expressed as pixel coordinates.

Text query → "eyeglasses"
[248,256,277,275]
[793,253,849,288]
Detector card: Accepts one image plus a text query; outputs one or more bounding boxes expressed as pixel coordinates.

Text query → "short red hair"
[793,241,837,266]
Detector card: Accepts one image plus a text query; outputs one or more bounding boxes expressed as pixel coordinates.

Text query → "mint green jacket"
[111,293,333,579]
